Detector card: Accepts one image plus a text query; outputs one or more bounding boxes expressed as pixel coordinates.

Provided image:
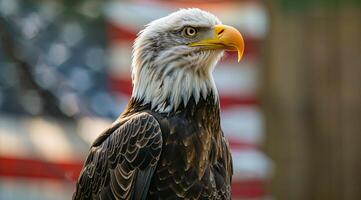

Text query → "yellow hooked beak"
[189,24,244,62]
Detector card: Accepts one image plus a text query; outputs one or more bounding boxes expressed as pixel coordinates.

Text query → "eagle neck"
[124,93,220,116]
[131,64,220,113]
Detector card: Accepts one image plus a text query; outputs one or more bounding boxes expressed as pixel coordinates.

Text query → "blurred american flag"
[0,1,272,199]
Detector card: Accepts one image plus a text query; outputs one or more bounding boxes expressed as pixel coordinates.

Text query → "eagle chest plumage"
[146,95,233,200]
[73,95,233,200]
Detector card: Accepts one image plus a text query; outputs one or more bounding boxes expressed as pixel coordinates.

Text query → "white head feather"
[131,8,224,113]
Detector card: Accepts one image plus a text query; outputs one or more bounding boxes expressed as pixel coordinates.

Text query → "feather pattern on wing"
[73,113,162,200]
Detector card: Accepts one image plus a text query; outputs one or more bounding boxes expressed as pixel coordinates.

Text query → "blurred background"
[0,0,360,200]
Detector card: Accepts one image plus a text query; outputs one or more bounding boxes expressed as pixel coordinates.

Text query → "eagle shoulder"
[73,112,163,200]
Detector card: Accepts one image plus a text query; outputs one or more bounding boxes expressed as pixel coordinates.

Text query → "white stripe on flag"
[221,106,264,145]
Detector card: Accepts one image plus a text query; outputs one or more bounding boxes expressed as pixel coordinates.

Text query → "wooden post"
[263,2,361,200]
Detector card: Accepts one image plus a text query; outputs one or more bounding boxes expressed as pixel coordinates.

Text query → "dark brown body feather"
[73,94,233,200]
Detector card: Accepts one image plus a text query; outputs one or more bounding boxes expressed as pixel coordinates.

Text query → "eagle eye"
[183,26,197,37]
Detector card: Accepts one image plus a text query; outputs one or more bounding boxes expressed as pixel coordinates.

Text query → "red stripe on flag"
[219,96,259,107]
[231,179,266,198]
[136,0,260,9]
[0,156,82,182]
[108,77,133,95]
[107,23,136,41]
[228,139,258,150]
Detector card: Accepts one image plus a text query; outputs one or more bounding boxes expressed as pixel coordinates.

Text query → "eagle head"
[131,8,244,113]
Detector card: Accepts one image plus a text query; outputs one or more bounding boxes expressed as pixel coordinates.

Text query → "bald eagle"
[74,8,244,200]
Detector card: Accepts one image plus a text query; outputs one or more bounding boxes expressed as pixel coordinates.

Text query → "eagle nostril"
[218,29,225,35]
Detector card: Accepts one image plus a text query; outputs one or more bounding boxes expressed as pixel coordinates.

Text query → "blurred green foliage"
[281,0,361,12]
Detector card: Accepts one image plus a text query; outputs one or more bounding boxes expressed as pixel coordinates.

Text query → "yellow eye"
[184,27,197,37]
